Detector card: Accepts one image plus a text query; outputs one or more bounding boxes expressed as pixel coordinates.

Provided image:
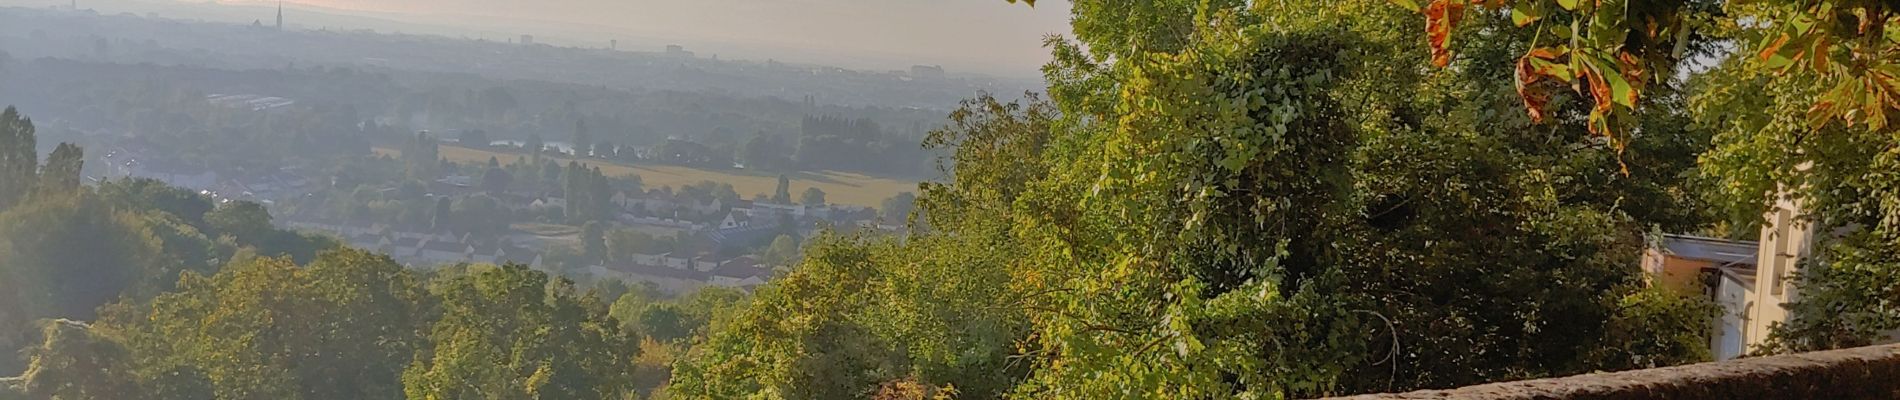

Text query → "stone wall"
[1324,344,1900,400]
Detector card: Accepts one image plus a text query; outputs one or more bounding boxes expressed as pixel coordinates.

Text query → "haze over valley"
[4,1,1900,400]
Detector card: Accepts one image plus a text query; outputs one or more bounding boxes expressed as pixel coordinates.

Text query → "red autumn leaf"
[1513,46,1576,123]
[1811,35,1830,74]
[1866,74,1893,129]
[1807,99,1837,128]
[1517,49,1562,123]
[1865,69,1898,104]
[1757,34,1791,62]
[1582,70,1609,114]
[1516,57,1555,123]
[1425,0,1465,68]
[1526,46,1563,61]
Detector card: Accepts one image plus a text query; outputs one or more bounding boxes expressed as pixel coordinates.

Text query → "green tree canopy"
[403,131,440,181]
[204,201,274,242]
[774,174,793,204]
[676,1,1719,398]
[95,178,215,229]
[35,143,82,198]
[0,107,36,211]
[401,264,634,400]
[1666,0,1900,353]
[800,187,826,207]
[0,193,164,323]
[581,221,607,265]
[13,320,142,400]
[879,192,915,223]
[95,250,432,400]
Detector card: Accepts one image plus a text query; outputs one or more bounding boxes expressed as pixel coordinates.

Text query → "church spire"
[275,1,283,31]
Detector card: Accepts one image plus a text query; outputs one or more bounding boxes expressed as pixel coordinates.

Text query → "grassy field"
[376,145,921,208]
[509,222,580,237]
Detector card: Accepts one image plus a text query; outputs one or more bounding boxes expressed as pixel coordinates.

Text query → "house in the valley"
[530,197,568,210]
[659,253,691,270]
[588,262,709,294]
[468,243,502,265]
[495,246,544,269]
[719,210,751,230]
[416,239,473,265]
[1643,234,1760,361]
[707,256,772,289]
[495,192,538,211]
[1644,192,1828,361]
[749,201,804,218]
[687,198,725,216]
[586,255,774,294]
[691,254,719,272]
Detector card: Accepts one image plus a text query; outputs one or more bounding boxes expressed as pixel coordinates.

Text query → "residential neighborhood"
[94,130,898,294]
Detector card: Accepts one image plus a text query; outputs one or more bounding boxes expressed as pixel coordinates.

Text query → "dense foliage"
[672,1,1725,398]
[5,250,659,400]
[1678,1,1900,353]
[403,264,633,400]
[6,0,1900,398]
[0,111,360,378]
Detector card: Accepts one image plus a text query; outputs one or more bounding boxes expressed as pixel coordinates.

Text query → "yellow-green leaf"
[1511,4,1544,26]
[1599,64,1636,108]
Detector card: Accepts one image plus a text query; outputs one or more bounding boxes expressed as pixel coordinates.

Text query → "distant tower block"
[610,39,618,50]
[520,35,535,45]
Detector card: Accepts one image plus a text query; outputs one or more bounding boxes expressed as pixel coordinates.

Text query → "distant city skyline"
[117,0,1076,78]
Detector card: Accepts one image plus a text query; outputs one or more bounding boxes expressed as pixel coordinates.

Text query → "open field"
[376,145,921,208]
[510,223,580,237]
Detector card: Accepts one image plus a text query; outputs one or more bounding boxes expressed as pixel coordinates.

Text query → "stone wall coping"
[1320,343,1900,400]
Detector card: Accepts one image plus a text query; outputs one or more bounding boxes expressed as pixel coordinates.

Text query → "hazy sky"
[237,0,1077,77]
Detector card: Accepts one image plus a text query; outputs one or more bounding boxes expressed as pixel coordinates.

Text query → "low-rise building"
[1644,234,1759,361]
[1646,193,1824,361]
[586,255,772,295]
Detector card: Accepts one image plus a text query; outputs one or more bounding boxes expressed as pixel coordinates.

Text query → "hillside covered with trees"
[4,0,1900,399]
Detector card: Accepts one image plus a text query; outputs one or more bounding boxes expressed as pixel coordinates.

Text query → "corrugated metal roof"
[1660,234,1759,267]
